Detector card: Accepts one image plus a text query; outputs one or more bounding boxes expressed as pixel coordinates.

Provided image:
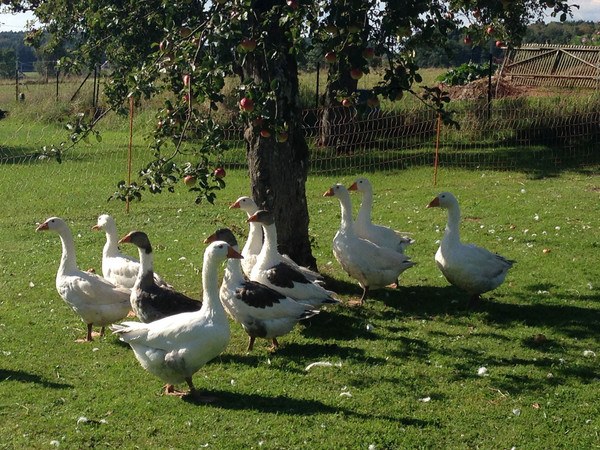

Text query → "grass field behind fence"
[1,108,600,447]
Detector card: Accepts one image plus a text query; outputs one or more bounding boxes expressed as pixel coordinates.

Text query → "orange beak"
[347,182,358,191]
[118,233,133,244]
[426,197,440,208]
[322,188,334,197]
[35,221,49,232]
[227,246,243,259]
[229,200,240,209]
[203,232,217,244]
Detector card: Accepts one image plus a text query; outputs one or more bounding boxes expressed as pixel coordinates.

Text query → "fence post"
[15,59,19,102]
[487,52,493,120]
[56,65,60,102]
[315,62,320,108]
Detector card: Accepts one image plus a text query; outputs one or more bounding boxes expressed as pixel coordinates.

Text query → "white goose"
[426,192,515,307]
[247,210,340,308]
[229,197,263,277]
[36,217,131,341]
[348,177,414,253]
[92,214,168,289]
[323,184,416,304]
[110,241,241,399]
[230,196,323,283]
[205,228,318,351]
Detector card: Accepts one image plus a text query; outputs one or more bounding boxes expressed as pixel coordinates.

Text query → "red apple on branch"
[240,38,257,52]
[184,175,197,186]
[464,35,473,45]
[342,98,353,107]
[350,68,364,80]
[213,167,226,178]
[286,0,298,9]
[239,97,254,112]
[362,48,375,59]
[260,129,271,138]
[183,74,190,86]
[487,26,494,35]
[496,40,505,48]
[324,52,337,63]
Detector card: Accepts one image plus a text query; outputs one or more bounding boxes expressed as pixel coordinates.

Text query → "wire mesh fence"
[1,89,600,191]
[216,99,600,176]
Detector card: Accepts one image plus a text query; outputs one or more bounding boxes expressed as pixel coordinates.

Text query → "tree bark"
[238,1,317,270]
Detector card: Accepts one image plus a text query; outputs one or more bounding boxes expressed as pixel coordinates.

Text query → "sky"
[1,1,600,31]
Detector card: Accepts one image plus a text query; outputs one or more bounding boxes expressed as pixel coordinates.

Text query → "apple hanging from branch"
[184,175,197,186]
[350,68,364,80]
[324,51,337,63]
[240,38,257,52]
[239,97,254,112]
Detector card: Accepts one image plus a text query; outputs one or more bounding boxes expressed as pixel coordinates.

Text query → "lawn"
[1,114,600,448]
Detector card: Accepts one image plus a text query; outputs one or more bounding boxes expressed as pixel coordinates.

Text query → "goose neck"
[103,227,120,255]
[136,247,155,287]
[442,205,462,246]
[356,190,373,224]
[244,222,263,257]
[57,226,78,274]
[337,192,356,235]
[224,257,246,286]
[259,223,279,265]
[202,256,227,320]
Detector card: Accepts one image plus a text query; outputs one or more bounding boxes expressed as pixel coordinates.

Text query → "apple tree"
[8,0,575,269]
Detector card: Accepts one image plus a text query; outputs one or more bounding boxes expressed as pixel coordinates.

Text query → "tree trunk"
[238,1,317,270]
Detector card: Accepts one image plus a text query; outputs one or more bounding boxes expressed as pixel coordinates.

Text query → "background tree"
[4,0,575,269]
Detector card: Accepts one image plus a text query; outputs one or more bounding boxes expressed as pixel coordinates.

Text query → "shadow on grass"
[182,389,437,427]
[0,369,73,389]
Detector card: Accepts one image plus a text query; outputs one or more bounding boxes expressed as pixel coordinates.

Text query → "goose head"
[119,230,152,255]
[230,196,259,215]
[247,210,274,226]
[36,217,68,233]
[205,240,244,262]
[204,228,239,248]
[426,192,458,210]
[347,177,372,194]
[323,184,350,200]
[92,214,115,231]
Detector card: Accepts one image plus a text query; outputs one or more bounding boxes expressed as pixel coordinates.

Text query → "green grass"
[2,107,600,448]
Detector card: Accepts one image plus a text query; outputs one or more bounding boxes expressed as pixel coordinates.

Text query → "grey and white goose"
[247,210,340,308]
[205,228,319,351]
[229,196,324,283]
[118,231,202,323]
